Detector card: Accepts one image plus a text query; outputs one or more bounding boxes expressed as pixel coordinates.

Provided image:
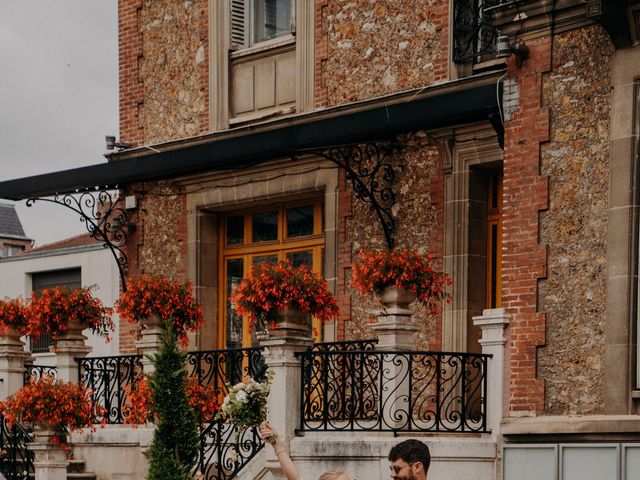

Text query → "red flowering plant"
[124,375,220,426]
[115,275,203,346]
[230,261,339,331]
[29,287,114,341]
[351,249,451,310]
[0,377,106,449]
[0,297,29,336]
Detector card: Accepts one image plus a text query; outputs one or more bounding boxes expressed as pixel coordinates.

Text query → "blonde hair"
[319,469,348,480]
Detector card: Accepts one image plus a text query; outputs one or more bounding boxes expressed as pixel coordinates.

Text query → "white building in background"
[0,233,120,362]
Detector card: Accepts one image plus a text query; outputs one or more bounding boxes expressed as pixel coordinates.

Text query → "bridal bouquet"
[217,372,274,432]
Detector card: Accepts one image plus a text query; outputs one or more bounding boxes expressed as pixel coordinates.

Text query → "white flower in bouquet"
[217,371,274,432]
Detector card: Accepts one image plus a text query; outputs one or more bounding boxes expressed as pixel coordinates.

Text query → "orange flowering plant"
[230,261,339,329]
[124,376,220,426]
[0,297,29,336]
[0,377,106,448]
[351,249,451,309]
[29,287,114,340]
[115,275,203,346]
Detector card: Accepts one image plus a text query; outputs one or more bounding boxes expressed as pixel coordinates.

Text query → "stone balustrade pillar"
[472,307,510,439]
[261,328,313,480]
[369,287,419,430]
[0,329,31,399]
[29,428,68,480]
[135,316,164,375]
[54,321,92,384]
[370,287,419,351]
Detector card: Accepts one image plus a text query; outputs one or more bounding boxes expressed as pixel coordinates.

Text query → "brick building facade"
[2,1,640,478]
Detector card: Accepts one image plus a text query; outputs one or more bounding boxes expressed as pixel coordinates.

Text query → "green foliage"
[146,321,200,480]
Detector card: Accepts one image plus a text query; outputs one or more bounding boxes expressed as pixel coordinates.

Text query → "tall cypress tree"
[147,321,200,480]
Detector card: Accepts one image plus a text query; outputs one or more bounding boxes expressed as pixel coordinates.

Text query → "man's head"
[388,439,431,480]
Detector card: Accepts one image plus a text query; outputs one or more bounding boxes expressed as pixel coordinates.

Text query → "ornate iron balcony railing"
[309,339,378,352]
[23,364,57,386]
[0,414,33,480]
[78,354,144,424]
[453,0,502,64]
[186,347,267,480]
[299,348,490,433]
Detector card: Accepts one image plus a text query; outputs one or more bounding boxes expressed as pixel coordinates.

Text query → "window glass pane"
[226,215,244,245]
[253,255,278,266]
[226,259,244,349]
[286,251,312,268]
[286,205,314,238]
[253,0,291,43]
[252,211,278,242]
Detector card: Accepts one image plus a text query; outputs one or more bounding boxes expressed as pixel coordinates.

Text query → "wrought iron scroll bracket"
[25,189,130,290]
[297,139,401,250]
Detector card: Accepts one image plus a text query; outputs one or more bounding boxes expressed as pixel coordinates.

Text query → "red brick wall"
[335,170,353,340]
[502,38,551,414]
[118,0,144,146]
[315,0,328,108]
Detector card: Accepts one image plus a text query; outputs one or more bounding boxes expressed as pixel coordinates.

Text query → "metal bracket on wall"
[296,139,401,250]
[26,189,131,291]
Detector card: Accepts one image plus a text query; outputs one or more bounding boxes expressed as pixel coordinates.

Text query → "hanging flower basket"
[28,287,113,341]
[230,261,339,333]
[0,297,29,338]
[351,249,451,311]
[115,275,204,346]
[0,377,105,449]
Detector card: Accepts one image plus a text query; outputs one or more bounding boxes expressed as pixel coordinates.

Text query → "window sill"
[231,34,295,60]
[229,105,296,127]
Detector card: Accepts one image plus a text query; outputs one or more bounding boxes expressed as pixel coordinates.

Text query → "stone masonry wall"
[537,25,613,415]
[318,0,449,107]
[139,0,208,144]
[119,0,208,146]
[120,181,187,353]
[321,1,450,346]
[338,135,445,349]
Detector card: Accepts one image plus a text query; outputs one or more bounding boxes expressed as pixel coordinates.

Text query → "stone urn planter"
[0,326,24,344]
[268,307,309,338]
[375,286,417,311]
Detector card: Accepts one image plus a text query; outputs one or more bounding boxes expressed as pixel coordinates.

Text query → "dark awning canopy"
[0,74,502,201]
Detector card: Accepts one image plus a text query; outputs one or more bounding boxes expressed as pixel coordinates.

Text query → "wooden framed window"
[230,0,293,49]
[218,199,325,349]
[486,171,503,309]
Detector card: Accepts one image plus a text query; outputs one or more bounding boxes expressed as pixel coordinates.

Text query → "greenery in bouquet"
[0,297,29,336]
[217,371,275,432]
[115,275,203,346]
[351,248,451,310]
[29,286,114,340]
[0,377,105,449]
[230,261,338,331]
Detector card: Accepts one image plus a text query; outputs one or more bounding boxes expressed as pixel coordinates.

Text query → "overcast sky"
[0,1,118,247]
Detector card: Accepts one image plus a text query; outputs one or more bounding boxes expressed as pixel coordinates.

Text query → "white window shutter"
[230,0,248,49]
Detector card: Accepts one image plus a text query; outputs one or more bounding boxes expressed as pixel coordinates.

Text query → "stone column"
[28,428,68,480]
[369,287,419,430]
[472,308,510,439]
[54,321,92,384]
[370,287,419,350]
[135,316,163,375]
[0,329,31,399]
[261,330,314,480]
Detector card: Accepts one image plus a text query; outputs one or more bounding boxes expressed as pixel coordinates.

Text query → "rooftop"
[0,203,29,240]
